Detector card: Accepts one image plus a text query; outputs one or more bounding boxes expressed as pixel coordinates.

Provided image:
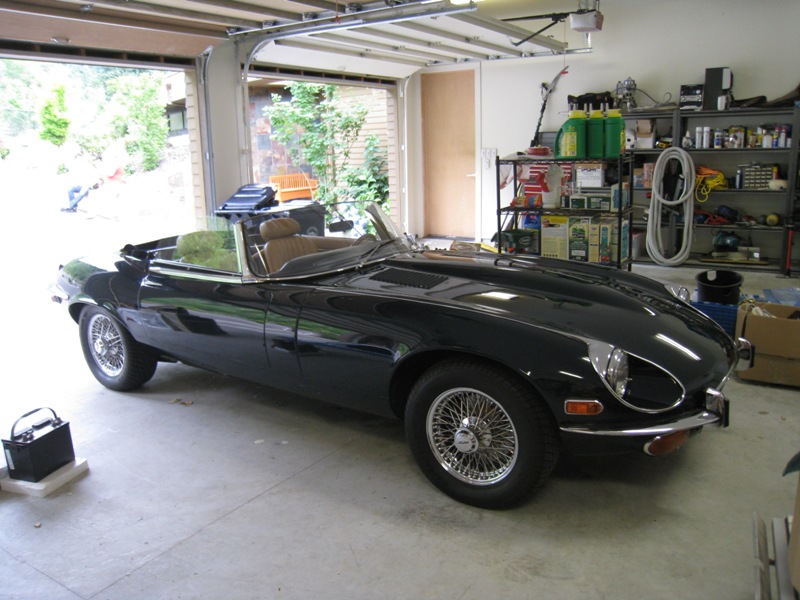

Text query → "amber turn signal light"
[564,399,604,415]
[644,430,691,456]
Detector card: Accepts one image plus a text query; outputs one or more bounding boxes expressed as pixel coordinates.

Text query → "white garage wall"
[406,0,800,241]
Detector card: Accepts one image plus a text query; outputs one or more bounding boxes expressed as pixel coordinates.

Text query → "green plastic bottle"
[587,108,605,159]
[604,108,625,158]
[555,110,587,159]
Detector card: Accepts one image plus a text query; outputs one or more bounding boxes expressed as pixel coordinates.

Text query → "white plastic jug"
[540,163,563,208]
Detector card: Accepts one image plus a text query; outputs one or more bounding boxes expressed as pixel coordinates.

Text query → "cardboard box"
[540,215,569,259]
[735,302,800,387]
[568,217,597,262]
[642,163,656,189]
[633,168,645,188]
[566,186,628,212]
[597,218,629,264]
[575,162,605,187]
[569,195,588,209]
[635,119,656,149]
[521,213,541,255]
[586,193,612,211]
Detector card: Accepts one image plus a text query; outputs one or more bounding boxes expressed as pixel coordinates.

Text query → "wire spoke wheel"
[79,306,157,391]
[88,313,125,377]
[427,387,518,486]
[407,359,558,508]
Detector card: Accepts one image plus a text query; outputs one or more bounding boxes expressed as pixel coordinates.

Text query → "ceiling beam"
[451,12,566,53]
[73,0,262,29]
[358,27,489,60]
[315,32,455,64]
[177,0,299,22]
[274,37,428,67]
[396,21,524,58]
[0,1,226,38]
[233,0,473,40]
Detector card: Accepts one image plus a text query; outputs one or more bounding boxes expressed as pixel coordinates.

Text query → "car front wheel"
[79,306,157,391]
[406,359,559,509]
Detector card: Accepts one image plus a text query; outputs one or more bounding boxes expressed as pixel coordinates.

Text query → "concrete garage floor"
[1,173,799,598]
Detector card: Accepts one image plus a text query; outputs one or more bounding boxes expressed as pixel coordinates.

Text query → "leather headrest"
[260,218,301,242]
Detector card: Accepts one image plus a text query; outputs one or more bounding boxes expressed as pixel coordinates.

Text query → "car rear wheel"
[79,306,157,391]
[406,359,559,509]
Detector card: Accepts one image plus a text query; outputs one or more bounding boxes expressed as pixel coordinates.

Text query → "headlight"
[607,348,630,397]
[588,342,630,399]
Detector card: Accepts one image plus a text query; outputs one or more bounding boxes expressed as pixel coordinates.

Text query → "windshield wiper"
[358,238,403,268]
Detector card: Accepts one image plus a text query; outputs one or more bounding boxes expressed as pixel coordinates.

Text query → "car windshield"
[127,201,413,279]
[236,201,414,279]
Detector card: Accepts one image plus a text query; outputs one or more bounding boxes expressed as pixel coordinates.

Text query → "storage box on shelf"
[624,106,799,274]
[494,153,633,269]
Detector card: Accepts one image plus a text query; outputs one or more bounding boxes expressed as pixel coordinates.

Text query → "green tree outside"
[342,134,389,215]
[264,82,369,205]
[0,61,170,174]
[109,73,169,171]
[0,60,41,134]
[39,85,70,147]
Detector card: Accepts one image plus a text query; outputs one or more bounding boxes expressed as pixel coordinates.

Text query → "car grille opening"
[624,356,685,413]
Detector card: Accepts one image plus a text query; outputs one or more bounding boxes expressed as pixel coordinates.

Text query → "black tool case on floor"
[2,407,75,482]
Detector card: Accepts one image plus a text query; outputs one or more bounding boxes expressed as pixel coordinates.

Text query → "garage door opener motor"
[3,407,75,482]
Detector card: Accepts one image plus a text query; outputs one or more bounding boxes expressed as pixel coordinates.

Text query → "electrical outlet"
[481,148,497,169]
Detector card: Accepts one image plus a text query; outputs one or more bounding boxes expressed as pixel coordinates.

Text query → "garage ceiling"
[0,0,576,75]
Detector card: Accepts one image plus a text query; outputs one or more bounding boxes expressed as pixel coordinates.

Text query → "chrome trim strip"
[560,410,722,437]
[717,337,753,390]
[147,264,243,284]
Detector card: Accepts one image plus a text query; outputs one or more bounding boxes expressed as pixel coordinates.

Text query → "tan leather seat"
[259,218,317,273]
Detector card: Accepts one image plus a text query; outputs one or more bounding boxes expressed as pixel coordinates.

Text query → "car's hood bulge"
[353,250,733,380]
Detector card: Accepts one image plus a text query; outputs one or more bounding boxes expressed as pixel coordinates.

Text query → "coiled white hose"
[646,147,695,266]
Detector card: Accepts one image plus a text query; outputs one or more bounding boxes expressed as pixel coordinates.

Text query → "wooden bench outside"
[269,174,319,202]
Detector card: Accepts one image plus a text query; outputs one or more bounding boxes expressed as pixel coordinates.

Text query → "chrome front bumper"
[560,387,730,438]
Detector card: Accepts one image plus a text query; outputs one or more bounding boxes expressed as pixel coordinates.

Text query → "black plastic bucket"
[695,270,743,305]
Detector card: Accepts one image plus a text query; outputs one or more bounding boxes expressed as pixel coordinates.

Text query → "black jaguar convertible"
[51,200,752,508]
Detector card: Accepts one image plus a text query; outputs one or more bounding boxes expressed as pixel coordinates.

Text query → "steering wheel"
[352,233,378,246]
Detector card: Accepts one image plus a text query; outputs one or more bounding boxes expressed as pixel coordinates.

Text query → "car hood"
[351,249,735,380]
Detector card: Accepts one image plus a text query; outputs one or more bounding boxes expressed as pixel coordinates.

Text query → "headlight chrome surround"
[665,284,691,302]
[588,341,686,414]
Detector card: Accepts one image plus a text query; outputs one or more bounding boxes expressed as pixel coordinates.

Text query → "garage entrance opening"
[245,74,400,221]
[0,58,200,255]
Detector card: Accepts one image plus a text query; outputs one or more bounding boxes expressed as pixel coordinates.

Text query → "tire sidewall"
[406,360,556,509]
[79,305,154,391]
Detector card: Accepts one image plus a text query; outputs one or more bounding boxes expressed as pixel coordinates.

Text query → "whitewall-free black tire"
[405,358,559,509]
[79,305,157,391]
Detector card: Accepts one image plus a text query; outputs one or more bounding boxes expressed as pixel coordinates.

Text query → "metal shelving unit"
[624,106,799,274]
[494,153,633,270]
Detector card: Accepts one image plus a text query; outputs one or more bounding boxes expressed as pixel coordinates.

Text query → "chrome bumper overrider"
[560,387,730,437]
[735,337,754,371]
